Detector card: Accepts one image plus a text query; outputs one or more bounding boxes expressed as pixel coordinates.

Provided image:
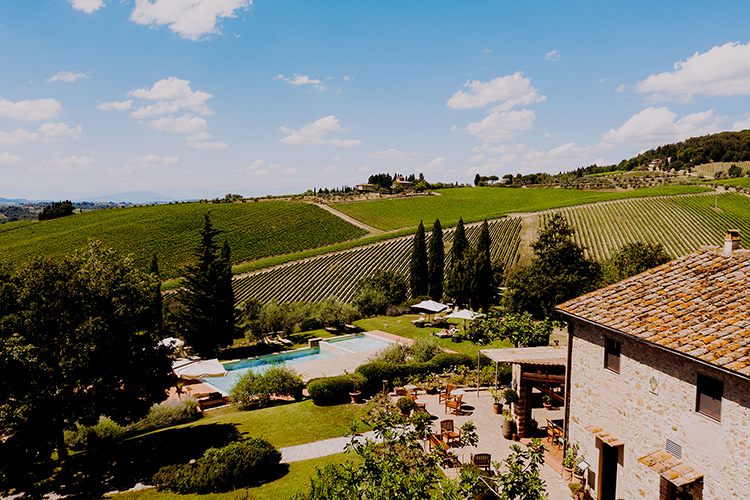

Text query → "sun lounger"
[276,335,293,345]
[197,392,228,411]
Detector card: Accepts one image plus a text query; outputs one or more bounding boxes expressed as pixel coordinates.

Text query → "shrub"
[307,373,367,405]
[427,352,473,372]
[133,397,200,434]
[396,396,414,415]
[368,343,410,364]
[231,366,304,408]
[300,316,321,332]
[385,304,408,316]
[410,336,442,363]
[64,415,126,451]
[152,438,281,493]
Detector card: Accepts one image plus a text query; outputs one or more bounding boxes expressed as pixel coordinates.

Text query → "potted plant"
[562,443,579,482]
[490,388,503,414]
[501,409,515,439]
[572,459,586,484]
[349,377,363,404]
[396,396,414,417]
[542,394,552,410]
[568,483,582,498]
[501,388,519,408]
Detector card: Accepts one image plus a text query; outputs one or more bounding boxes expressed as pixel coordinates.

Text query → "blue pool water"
[203,334,392,394]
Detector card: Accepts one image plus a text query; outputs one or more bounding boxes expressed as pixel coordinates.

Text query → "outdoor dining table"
[404,384,418,398]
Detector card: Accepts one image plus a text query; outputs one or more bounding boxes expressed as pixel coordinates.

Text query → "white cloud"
[368,148,415,162]
[46,70,89,83]
[37,155,95,173]
[148,113,208,133]
[544,49,561,62]
[129,77,213,117]
[634,42,750,101]
[601,107,725,146]
[466,109,535,143]
[186,131,212,141]
[343,75,352,81]
[131,0,251,40]
[120,154,179,173]
[471,143,528,154]
[0,129,42,146]
[274,73,326,91]
[481,48,491,54]
[69,0,104,13]
[278,115,362,147]
[242,159,296,176]
[187,140,229,149]
[731,117,750,131]
[447,72,545,111]
[0,153,23,165]
[39,122,82,138]
[468,153,485,163]
[517,143,611,173]
[98,100,133,111]
[0,97,62,121]
[421,157,447,173]
[615,84,626,93]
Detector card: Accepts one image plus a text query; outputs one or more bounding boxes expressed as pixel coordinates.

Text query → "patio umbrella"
[172,358,227,379]
[445,309,486,330]
[411,300,449,322]
[160,337,185,349]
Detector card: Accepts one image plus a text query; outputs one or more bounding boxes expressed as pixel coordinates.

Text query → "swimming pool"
[203,333,393,394]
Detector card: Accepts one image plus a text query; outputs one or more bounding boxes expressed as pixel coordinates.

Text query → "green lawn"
[41,401,368,498]
[353,314,513,358]
[331,185,709,231]
[101,452,355,500]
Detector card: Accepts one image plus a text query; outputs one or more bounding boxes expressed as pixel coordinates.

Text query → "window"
[604,337,621,373]
[696,373,722,420]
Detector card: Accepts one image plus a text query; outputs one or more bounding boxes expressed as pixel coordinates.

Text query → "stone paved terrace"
[276,388,571,499]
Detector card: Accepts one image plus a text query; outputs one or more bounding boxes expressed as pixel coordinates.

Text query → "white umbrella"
[172,358,227,379]
[445,309,485,321]
[160,337,185,349]
[411,300,449,313]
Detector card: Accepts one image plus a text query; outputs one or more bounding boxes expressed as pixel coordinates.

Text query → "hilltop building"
[355,183,377,192]
[557,230,750,500]
[392,176,413,188]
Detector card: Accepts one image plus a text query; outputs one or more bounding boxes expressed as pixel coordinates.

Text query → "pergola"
[480,347,567,438]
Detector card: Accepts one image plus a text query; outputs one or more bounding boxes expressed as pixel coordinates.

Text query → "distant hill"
[73,191,171,204]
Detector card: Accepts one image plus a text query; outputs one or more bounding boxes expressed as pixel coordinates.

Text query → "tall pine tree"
[427,218,444,301]
[470,220,495,311]
[177,214,235,356]
[410,221,428,298]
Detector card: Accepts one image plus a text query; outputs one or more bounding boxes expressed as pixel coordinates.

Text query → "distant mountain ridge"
[0,191,171,205]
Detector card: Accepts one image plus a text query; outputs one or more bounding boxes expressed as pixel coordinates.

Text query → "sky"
[2,1,750,200]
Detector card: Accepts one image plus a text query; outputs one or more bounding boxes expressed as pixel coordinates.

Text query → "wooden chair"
[428,433,446,452]
[406,393,426,413]
[470,453,492,473]
[438,384,457,404]
[440,419,462,445]
[445,393,463,415]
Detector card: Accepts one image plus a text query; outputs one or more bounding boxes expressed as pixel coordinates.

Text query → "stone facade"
[566,318,750,500]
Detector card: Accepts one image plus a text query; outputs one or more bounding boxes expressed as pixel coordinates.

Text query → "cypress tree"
[177,214,235,356]
[410,221,428,298]
[218,239,235,347]
[149,254,163,334]
[471,220,495,311]
[452,218,467,262]
[427,218,444,301]
[446,217,470,306]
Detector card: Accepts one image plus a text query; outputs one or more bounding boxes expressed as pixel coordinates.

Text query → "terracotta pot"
[562,466,573,482]
[501,419,514,439]
[349,391,362,404]
[543,403,552,410]
[572,472,584,485]
[493,402,503,414]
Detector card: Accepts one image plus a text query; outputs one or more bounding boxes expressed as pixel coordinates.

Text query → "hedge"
[306,373,367,405]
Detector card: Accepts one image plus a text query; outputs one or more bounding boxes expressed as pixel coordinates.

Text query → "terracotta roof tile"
[557,247,750,377]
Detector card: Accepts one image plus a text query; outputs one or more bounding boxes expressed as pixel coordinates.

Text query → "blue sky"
[2,1,750,199]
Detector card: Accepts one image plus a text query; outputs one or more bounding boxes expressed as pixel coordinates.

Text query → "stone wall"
[567,318,750,500]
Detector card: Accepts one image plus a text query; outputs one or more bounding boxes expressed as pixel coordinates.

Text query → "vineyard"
[232,217,522,305]
[0,201,366,279]
[554,193,750,261]
[331,185,709,231]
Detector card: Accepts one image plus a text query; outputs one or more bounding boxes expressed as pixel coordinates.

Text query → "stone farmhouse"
[556,230,750,500]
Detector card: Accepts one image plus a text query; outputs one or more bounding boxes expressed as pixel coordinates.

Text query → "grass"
[33,401,368,499]
[99,452,356,500]
[331,185,709,231]
[0,201,366,279]
[353,314,513,358]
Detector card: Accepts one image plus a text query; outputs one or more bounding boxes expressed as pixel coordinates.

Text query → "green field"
[0,202,366,279]
[331,185,709,231]
[710,177,750,189]
[556,192,750,261]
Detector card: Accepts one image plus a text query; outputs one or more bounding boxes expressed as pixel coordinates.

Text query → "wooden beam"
[521,372,565,383]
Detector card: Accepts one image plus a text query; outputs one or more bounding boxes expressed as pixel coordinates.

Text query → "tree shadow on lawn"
[54,422,246,498]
